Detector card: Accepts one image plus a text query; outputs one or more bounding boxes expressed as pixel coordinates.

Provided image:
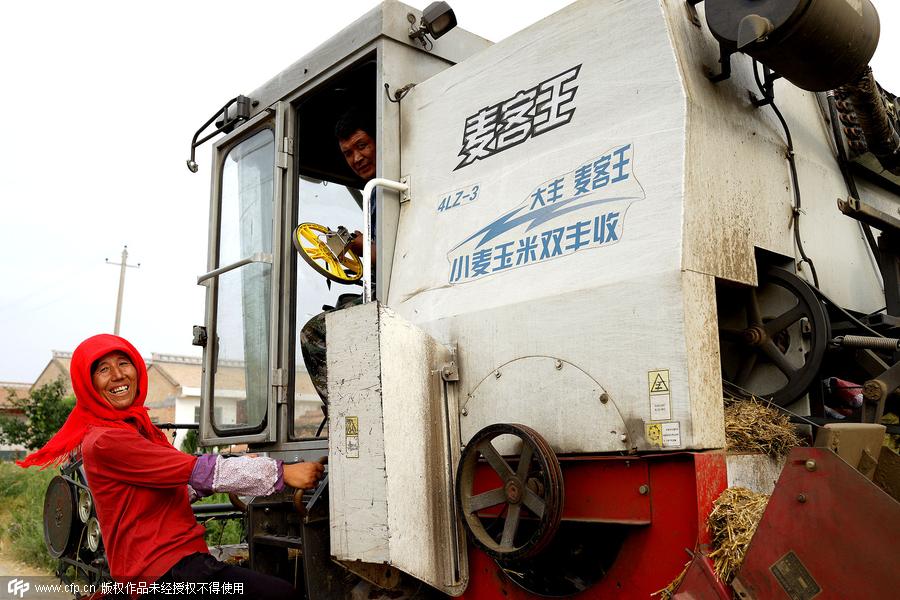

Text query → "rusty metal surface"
[457,423,564,560]
[734,447,900,599]
[43,476,79,559]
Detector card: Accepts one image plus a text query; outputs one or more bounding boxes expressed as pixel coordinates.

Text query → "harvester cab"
[180,0,900,598]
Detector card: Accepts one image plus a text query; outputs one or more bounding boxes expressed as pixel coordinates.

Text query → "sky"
[1,0,899,383]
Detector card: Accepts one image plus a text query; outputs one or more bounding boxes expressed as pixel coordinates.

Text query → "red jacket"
[83,426,208,583]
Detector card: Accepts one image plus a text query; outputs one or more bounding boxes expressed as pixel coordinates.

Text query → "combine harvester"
[44,1,900,597]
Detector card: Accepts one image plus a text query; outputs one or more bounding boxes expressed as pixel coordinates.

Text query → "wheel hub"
[742,325,767,346]
[505,479,523,504]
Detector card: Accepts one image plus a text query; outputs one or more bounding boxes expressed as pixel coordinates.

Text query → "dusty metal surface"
[328,302,468,595]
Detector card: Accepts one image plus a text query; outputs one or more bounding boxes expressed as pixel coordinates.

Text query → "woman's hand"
[282,461,325,490]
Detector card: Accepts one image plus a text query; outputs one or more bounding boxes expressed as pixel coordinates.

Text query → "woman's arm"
[189,455,324,498]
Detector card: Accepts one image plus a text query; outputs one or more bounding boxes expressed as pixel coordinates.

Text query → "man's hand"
[283,461,325,490]
[348,230,364,257]
[348,229,376,263]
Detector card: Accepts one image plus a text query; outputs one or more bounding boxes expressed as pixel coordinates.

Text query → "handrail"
[197,252,273,285]
[361,178,410,303]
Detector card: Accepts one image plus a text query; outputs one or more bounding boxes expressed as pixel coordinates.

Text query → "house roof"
[30,350,74,392]
[0,381,31,409]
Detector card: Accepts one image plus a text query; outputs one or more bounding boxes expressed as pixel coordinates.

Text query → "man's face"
[92,351,138,410]
[339,129,376,181]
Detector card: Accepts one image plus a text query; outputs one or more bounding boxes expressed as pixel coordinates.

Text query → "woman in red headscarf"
[19,334,323,598]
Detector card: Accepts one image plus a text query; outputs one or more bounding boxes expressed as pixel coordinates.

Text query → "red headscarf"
[18,334,172,468]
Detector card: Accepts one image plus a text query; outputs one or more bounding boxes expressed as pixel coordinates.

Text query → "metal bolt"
[805,459,817,472]
[797,493,807,503]
[599,392,609,404]
[619,433,628,443]
[495,370,501,379]
[461,407,468,416]
[555,360,563,370]
[638,484,649,495]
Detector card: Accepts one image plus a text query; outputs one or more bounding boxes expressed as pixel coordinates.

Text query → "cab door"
[198,102,292,446]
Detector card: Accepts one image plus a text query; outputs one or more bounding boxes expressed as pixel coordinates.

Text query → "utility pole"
[105,245,141,335]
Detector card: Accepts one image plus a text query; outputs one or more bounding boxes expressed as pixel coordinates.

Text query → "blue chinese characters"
[447,143,643,284]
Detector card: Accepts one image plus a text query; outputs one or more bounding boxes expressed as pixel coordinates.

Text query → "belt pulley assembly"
[719,265,830,405]
[455,423,564,561]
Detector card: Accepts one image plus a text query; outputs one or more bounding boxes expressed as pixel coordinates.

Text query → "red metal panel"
[559,459,652,523]
[472,456,651,522]
[734,447,900,599]
[674,554,732,600]
[461,452,728,599]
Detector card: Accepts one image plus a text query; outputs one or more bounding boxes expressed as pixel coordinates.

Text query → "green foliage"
[195,492,244,546]
[181,429,199,454]
[0,462,59,571]
[0,379,74,450]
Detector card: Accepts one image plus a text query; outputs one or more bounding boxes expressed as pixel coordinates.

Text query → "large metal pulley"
[719,265,829,406]
[43,476,80,558]
[456,423,564,561]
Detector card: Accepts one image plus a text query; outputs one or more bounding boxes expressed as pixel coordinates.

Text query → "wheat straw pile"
[707,487,769,583]
[724,397,802,458]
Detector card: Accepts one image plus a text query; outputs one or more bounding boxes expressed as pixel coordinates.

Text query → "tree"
[0,378,75,450]
[181,428,199,454]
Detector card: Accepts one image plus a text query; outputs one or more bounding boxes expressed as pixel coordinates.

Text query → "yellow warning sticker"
[646,423,663,447]
[648,370,670,394]
[345,416,359,436]
[648,370,671,421]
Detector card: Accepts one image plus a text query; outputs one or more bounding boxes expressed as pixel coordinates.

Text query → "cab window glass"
[213,129,274,433]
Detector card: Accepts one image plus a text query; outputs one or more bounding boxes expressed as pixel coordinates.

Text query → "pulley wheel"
[86,516,102,553]
[456,423,564,561]
[43,476,79,558]
[78,488,93,523]
[719,265,829,406]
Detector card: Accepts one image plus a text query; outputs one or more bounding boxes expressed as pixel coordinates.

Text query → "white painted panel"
[461,356,628,454]
[328,303,467,595]
[435,269,723,451]
[327,304,390,564]
[393,0,686,323]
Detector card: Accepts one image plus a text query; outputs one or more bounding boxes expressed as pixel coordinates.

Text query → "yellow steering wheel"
[292,222,363,284]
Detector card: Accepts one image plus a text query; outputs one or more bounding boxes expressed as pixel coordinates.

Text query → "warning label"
[648,370,669,393]
[646,423,663,447]
[346,435,360,458]
[648,369,671,421]
[661,422,681,448]
[346,416,359,458]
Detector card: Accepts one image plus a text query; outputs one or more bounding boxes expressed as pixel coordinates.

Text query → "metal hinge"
[400,175,411,203]
[271,368,287,387]
[276,137,293,170]
[441,346,459,382]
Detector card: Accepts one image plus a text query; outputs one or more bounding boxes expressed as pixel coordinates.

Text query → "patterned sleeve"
[189,455,285,496]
